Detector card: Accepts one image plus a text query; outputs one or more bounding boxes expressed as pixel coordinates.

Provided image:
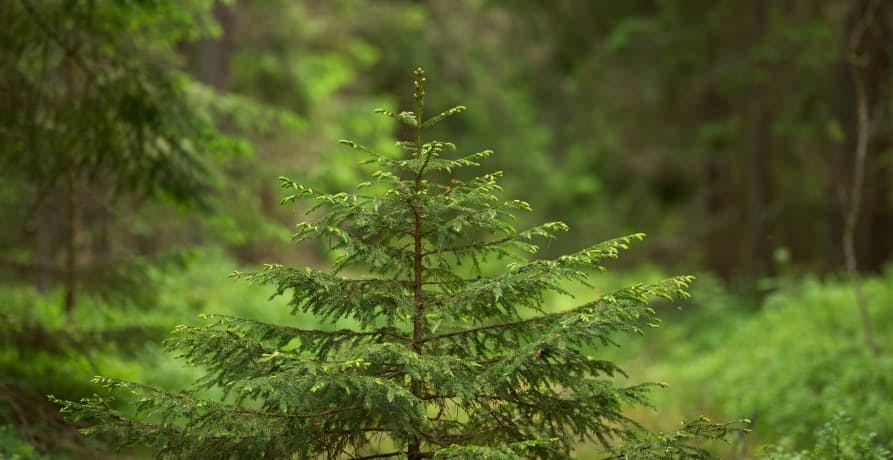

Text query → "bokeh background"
[1,0,891,458]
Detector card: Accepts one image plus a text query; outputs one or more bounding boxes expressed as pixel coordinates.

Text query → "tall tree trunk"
[859,0,893,273]
[826,59,853,274]
[64,169,79,324]
[842,0,886,355]
[746,0,774,281]
[63,38,80,323]
[194,1,234,90]
[705,142,736,280]
[34,192,58,292]
[825,0,893,278]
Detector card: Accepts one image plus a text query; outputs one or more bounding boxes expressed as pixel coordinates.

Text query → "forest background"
[1,0,892,458]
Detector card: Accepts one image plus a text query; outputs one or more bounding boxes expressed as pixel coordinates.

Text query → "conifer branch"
[91,377,363,420]
[353,451,416,460]
[422,222,567,257]
[422,235,517,257]
[199,314,410,342]
[421,276,691,346]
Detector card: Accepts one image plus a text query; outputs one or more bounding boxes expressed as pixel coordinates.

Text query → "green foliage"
[610,269,893,458]
[0,0,218,311]
[759,413,892,460]
[0,0,239,206]
[0,425,60,460]
[0,6,302,454]
[0,0,300,298]
[59,69,741,459]
[610,417,747,460]
[0,248,316,457]
[696,272,893,450]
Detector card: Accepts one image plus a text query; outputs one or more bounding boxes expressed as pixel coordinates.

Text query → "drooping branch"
[419,276,692,348]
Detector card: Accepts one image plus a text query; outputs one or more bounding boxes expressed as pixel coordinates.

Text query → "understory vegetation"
[3,251,891,458]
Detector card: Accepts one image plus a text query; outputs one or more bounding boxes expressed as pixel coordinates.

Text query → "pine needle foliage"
[58,69,742,459]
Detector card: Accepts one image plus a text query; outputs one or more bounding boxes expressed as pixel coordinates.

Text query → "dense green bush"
[627,269,893,456]
[705,271,893,450]
[0,249,311,457]
[759,413,892,460]
[0,425,56,460]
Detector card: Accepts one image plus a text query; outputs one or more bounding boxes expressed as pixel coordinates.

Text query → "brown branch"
[422,235,516,257]
[844,0,882,356]
[353,451,421,460]
[115,380,363,420]
[417,295,598,345]
[205,315,410,342]
[417,316,538,345]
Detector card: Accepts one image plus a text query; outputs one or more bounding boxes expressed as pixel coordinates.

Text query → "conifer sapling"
[57,68,743,459]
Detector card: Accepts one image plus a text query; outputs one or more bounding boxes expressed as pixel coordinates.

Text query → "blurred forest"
[0,0,891,458]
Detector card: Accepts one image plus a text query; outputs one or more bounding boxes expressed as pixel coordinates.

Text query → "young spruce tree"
[59,69,741,459]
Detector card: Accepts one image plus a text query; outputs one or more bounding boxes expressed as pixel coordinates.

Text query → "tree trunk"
[64,169,80,324]
[746,0,774,281]
[194,1,234,90]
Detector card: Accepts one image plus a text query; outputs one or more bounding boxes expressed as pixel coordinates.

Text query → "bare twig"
[843,0,881,356]
[352,451,408,460]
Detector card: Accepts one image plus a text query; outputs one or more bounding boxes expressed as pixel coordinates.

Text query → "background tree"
[0,0,296,452]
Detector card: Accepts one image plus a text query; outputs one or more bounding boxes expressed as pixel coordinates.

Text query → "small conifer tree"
[58,69,741,459]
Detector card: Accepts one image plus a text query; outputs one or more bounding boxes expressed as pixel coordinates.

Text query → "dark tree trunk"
[705,142,736,281]
[832,0,893,274]
[827,57,853,274]
[860,1,893,272]
[34,192,59,292]
[194,1,234,90]
[746,0,774,281]
[64,170,79,323]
